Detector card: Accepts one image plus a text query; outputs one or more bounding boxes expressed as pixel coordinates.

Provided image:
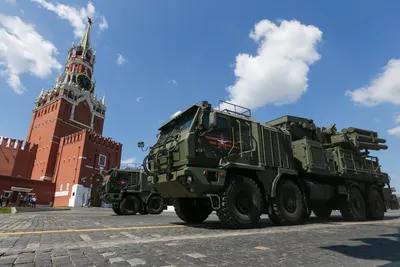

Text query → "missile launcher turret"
[266,116,389,181]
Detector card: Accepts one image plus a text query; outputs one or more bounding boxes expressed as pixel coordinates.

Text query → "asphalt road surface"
[0,208,399,267]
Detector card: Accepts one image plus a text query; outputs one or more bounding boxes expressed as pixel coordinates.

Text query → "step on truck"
[98,165,168,215]
[138,100,399,229]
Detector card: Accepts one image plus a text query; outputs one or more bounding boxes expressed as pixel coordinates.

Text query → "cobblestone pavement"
[0,208,399,267]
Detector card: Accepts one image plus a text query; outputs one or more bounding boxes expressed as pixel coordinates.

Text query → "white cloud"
[388,126,400,137]
[121,157,136,165]
[136,96,143,102]
[99,15,108,31]
[168,79,178,85]
[31,0,107,39]
[346,59,400,107]
[116,53,126,65]
[6,0,16,4]
[171,110,182,119]
[221,19,322,111]
[0,14,62,94]
[394,113,400,124]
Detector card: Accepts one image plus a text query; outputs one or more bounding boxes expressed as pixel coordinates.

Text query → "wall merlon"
[1,137,9,147]
[16,140,23,150]
[84,130,121,150]
[0,137,35,151]
[60,129,86,146]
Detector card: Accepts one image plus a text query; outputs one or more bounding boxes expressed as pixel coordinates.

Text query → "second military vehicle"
[138,100,399,229]
[98,165,166,215]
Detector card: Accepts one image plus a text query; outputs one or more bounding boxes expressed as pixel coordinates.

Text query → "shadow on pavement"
[169,215,400,231]
[320,227,400,267]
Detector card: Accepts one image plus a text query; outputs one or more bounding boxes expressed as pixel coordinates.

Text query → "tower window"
[98,154,107,167]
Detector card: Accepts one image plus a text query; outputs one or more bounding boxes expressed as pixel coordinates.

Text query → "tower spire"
[78,17,92,51]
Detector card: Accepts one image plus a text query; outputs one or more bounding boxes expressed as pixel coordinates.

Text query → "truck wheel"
[268,179,305,226]
[313,206,332,219]
[216,176,262,229]
[120,195,141,215]
[147,195,164,215]
[174,198,212,223]
[340,186,366,221]
[112,203,122,215]
[366,188,385,220]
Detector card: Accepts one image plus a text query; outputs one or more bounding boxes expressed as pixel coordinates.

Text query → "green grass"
[0,207,12,213]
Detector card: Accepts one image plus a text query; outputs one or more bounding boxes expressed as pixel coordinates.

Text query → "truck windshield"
[157,107,197,144]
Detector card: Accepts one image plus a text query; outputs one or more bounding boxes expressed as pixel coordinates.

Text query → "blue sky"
[1,0,400,190]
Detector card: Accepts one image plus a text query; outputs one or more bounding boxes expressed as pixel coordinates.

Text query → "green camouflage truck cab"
[139,100,399,228]
[98,166,166,215]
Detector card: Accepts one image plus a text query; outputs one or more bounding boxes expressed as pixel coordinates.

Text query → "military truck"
[98,165,166,215]
[138,100,399,229]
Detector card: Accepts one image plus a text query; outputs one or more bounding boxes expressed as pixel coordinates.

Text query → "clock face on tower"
[77,73,93,91]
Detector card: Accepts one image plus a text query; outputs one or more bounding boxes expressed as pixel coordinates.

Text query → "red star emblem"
[217,134,228,148]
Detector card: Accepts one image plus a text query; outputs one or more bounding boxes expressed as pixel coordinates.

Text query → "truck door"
[195,112,235,168]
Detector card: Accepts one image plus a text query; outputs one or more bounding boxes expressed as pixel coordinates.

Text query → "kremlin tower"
[0,18,122,207]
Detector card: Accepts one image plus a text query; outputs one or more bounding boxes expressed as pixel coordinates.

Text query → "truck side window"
[202,113,209,129]
[217,116,228,130]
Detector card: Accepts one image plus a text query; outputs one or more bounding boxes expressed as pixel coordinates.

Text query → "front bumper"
[149,166,226,198]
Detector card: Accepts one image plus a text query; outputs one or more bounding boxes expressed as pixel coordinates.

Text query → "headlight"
[186,176,193,184]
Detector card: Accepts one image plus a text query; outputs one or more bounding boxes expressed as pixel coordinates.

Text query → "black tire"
[112,203,122,215]
[366,188,385,220]
[268,179,305,226]
[174,198,212,223]
[120,195,141,215]
[147,195,164,215]
[313,206,332,219]
[216,176,263,229]
[340,186,366,221]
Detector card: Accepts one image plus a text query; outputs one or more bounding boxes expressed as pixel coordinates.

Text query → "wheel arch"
[270,169,301,198]
[269,171,309,214]
[346,181,366,199]
[225,167,267,201]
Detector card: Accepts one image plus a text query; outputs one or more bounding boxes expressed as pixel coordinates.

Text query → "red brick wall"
[27,99,61,180]
[52,131,85,206]
[0,138,37,179]
[0,175,55,205]
[27,98,90,181]
[73,100,92,128]
[52,130,122,206]
[93,115,104,135]
[79,131,122,188]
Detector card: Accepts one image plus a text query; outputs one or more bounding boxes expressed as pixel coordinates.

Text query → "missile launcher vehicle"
[98,165,167,215]
[138,100,399,228]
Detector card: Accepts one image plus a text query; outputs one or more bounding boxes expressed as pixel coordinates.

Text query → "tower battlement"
[60,130,121,151]
[60,131,85,146]
[0,137,37,152]
[0,137,37,179]
[87,131,121,151]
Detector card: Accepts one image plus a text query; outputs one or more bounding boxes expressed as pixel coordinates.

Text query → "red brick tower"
[27,18,107,182]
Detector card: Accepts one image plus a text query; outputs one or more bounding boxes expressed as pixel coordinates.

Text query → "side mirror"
[209,111,217,129]
[137,141,145,148]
